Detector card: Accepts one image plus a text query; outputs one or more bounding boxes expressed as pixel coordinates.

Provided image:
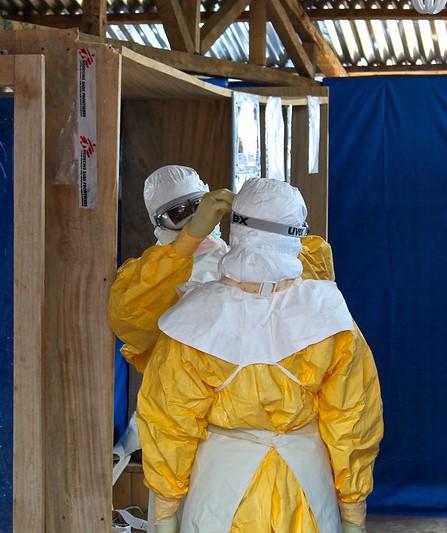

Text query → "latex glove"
[342,521,366,533]
[155,515,179,533]
[186,188,234,239]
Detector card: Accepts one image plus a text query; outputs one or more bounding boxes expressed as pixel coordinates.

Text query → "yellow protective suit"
[108,235,335,373]
[136,324,383,532]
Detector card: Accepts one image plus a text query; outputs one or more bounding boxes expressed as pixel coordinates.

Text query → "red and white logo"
[80,135,96,158]
[79,48,95,67]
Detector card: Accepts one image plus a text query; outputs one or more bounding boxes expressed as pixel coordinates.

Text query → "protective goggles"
[232,212,309,238]
[154,192,204,231]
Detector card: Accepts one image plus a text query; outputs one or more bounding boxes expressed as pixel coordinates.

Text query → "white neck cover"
[159,279,354,364]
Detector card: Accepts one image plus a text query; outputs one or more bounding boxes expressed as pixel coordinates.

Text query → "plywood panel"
[13,54,46,533]
[120,47,232,100]
[113,464,148,514]
[0,56,15,85]
[290,103,328,239]
[121,98,232,261]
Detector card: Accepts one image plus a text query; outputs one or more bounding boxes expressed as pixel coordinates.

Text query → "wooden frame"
[0,27,121,533]
[0,53,46,533]
[0,24,329,532]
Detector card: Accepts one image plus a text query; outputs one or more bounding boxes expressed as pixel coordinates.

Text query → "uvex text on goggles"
[232,212,309,238]
[155,192,204,230]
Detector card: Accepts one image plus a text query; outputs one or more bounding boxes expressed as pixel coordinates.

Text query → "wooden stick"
[249,0,267,66]
[80,0,107,37]
[201,0,252,53]
[268,0,315,78]
[153,0,195,53]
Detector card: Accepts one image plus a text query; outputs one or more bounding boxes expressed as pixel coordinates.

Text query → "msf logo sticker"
[79,48,95,68]
[80,135,96,158]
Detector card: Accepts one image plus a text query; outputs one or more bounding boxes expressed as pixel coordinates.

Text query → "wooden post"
[181,0,200,54]
[42,45,121,533]
[153,0,195,53]
[12,54,46,533]
[282,0,347,77]
[201,0,252,54]
[267,0,315,78]
[81,0,107,38]
[249,0,267,66]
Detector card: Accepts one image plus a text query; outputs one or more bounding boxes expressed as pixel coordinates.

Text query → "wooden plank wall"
[0,28,121,533]
[121,98,233,261]
[13,54,46,533]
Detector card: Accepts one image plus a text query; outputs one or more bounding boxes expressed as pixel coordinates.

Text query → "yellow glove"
[342,521,366,533]
[155,515,179,533]
[186,188,234,239]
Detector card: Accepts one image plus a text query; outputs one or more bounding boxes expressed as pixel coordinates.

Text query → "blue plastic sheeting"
[324,76,447,516]
[201,77,229,88]
[114,338,128,443]
[113,135,129,444]
[0,97,14,530]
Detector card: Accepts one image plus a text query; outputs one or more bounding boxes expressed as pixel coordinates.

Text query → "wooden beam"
[6,5,447,31]
[282,0,347,78]
[3,12,252,29]
[303,42,318,66]
[249,0,267,66]
[308,8,447,20]
[153,0,194,53]
[80,0,107,37]
[201,0,252,54]
[42,44,120,533]
[13,53,46,533]
[80,33,319,87]
[181,0,200,53]
[347,64,447,75]
[267,0,315,78]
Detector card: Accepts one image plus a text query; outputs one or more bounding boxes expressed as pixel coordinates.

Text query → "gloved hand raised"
[155,515,179,533]
[342,521,366,533]
[186,189,234,239]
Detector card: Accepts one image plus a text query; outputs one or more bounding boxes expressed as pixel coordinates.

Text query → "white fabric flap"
[159,278,353,364]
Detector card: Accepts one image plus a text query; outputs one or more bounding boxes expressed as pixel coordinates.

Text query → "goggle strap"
[232,212,308,238]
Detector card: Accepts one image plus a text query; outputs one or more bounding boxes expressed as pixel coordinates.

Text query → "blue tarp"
[114,135,128,444]
[0,97,14,531]
[324,76,447,516]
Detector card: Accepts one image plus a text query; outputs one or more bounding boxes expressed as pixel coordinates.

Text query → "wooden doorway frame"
[0,54,46,533]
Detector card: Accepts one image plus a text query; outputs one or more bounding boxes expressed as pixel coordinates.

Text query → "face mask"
[210,225,222,240]
[194,236,221,257]
[193,225,223,257]
[154,226,178,245]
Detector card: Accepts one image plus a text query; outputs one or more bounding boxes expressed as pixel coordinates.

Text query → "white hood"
[219,178,307,283]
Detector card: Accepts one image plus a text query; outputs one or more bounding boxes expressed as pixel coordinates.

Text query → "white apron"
[180,419,342,533]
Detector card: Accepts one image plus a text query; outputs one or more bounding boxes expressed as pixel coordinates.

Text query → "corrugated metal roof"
[316,16,447,67]
[108,15,447,69]
[108,21,291,67]
[2,0,447,69]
